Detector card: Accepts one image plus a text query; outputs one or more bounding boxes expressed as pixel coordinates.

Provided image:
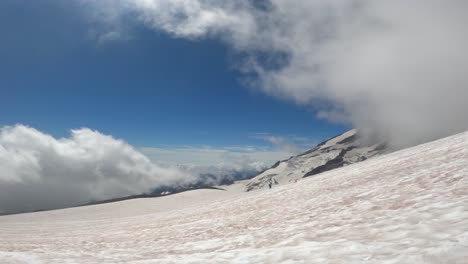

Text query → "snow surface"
[1,131,468,263]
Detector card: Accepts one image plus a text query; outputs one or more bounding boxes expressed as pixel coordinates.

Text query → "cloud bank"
[1,125,292,214]
[140,146,282,170]
[0,125,195,213]
[84,0,468,148]
[140,143,294,183]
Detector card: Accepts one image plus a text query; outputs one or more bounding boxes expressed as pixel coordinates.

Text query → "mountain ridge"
[245,129,388,191]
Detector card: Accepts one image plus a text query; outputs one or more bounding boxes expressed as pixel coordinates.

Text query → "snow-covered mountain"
[1,130,467,263]
[246,129,387,191]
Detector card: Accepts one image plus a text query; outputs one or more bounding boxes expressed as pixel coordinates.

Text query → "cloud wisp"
[84,0,468,148]
[251,133,317,155]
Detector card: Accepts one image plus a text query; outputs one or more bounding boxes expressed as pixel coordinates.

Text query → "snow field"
[0,131,467,263]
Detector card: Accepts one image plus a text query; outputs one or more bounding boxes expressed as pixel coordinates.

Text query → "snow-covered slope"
[1,131,468,263]
[246,129,386,191]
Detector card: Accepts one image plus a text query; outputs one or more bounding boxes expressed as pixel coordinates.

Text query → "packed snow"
[1,131,468,263]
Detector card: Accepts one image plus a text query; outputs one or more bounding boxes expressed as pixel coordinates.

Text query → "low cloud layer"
[0,125,291,214]
[84,0,468,148]
[0,125,195,213]
[140,142,294,182]
[139,132,313,179]
[141,146,280,169]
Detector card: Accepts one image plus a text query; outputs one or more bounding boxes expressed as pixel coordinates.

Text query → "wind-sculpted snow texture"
[246,129,386,191]
[1,131,468,263]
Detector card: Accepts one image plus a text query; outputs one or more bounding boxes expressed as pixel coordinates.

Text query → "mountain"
[1,131,467,263]
[246,129,387,191]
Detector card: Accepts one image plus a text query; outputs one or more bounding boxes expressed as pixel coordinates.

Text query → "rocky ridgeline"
[245,130,387,191]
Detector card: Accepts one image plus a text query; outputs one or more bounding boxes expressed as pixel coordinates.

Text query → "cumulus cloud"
[0,125,293,213]
[84,0,468,148]
[0,125,195,214]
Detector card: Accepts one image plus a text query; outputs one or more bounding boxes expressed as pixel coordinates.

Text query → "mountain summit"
[246,129,387,191]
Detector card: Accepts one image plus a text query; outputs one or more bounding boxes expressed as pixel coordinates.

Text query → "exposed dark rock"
[336,134,357,145]
[303,147,356,178]
[271,161,281,169]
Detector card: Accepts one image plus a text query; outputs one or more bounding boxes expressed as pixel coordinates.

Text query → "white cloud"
[0,125,295,214]
[0,125,194,213]
[96,31,128,44]
[137,134,319,183]
[84,0,468,148]
[138,143,294,188]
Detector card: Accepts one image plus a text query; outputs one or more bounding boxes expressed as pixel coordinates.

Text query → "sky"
[0,0,345,213]
[1,0,467,213]
[0,0,344,150]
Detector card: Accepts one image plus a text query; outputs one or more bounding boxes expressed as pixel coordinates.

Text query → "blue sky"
[0,0,347,165]
[2,0,466,213]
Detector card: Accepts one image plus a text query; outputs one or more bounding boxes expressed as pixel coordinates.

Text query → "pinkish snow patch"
[0,131,467,263]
